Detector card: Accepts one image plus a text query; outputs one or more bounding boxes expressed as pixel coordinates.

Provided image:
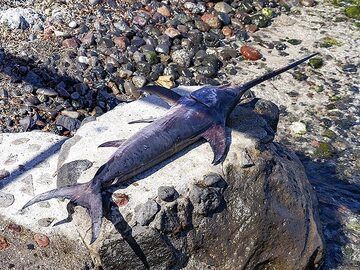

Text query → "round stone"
[158,186,178,202]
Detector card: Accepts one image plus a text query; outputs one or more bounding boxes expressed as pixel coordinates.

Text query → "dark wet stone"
[134,199,160,226]
[218,48,239,62]
[0,192,15,208]
[136,61,151,75]
[274,42,287,51]
[153,199,191,234]
[190,185,223,216]
[204,32,221,47]
[201,173,227,188]
[55,115,81,132]
[342,64,357,73]
[158,186,179,202]
[57,160,93,187]
[197,66,217,78]
[155,43,170,54]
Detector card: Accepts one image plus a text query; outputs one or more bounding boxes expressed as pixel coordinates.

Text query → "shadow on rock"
[297,152,360,269]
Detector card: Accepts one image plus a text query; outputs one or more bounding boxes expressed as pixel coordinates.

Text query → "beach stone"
[56,115,81,132]
[134,199,160,226]
[171,49,192,67]
[158,186,178,202]
[0,169,10,180]
[57,160,93,187]
[214,2,233,13]
[0,192,15,208]
[290,121,307,135]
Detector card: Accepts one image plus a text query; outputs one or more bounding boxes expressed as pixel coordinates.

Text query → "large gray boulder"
[0,86,324,269]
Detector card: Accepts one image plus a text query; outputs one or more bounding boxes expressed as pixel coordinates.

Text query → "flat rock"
[0,87,324,269]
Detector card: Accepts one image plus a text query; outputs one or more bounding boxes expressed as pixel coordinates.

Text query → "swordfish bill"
[22,53,318,244]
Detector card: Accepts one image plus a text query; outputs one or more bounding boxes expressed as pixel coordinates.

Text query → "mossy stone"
[320,36,342,48]
[345,6,360,19]
[287,39,302,45]
[314,142,335,158]
[309,57,324,69]
[322,129,336,139]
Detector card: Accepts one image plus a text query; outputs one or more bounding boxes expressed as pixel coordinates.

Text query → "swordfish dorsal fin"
[202,123,228,165]
[139,85,182,106]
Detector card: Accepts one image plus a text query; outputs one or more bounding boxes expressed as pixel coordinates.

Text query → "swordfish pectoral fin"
[138,85,182,106]
[98,139,126,148]
[202,124,228,165]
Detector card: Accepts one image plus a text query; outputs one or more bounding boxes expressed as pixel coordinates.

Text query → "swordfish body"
[22,53,318,243]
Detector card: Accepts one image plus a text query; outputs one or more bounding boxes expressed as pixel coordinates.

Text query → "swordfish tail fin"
[21,182,103,244]
[238,53,319,94]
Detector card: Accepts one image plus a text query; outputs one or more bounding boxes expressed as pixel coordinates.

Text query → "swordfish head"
[189,53,319,119]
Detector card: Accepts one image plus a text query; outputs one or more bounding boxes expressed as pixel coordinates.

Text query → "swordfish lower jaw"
[230,53,319,100]
[21,181,103,244]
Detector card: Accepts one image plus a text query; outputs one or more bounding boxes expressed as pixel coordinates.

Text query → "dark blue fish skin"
[22,53,319,244]
[94,96,214,188]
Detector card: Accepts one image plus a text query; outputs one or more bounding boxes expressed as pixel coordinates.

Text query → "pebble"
[171,49,192,68]
[61,110,80,119]
[38,218,54,227]
[113,193,129,207]
[124,81,141,98]
[240,45,262,60]
[0,169,10,180]
[62,37,80,48]
[0,235,9,250]
[56,115,81,132]
[68,21,77,28]
[7,223,22,234]
[290,121,307,135]
[300,0,316,7]
[156,75,175,88]
[157,6,171,17]
[132,76,147,88]
[36,88,58,97]
[214,2,233,13]
[0,192,15,207]
[165,27,181,38]
[201,13,222,29]
[114,36,129,51]
[78,56,89,64]
[158,186,179,202]
[34,233,50,247]
[342,64,357,73]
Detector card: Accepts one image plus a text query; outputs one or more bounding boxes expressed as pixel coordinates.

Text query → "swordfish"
[22,53,318,243]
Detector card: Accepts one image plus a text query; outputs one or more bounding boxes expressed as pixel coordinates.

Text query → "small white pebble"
[78,56,89,64]
[289,121,307,135]
[68,21,77,28]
